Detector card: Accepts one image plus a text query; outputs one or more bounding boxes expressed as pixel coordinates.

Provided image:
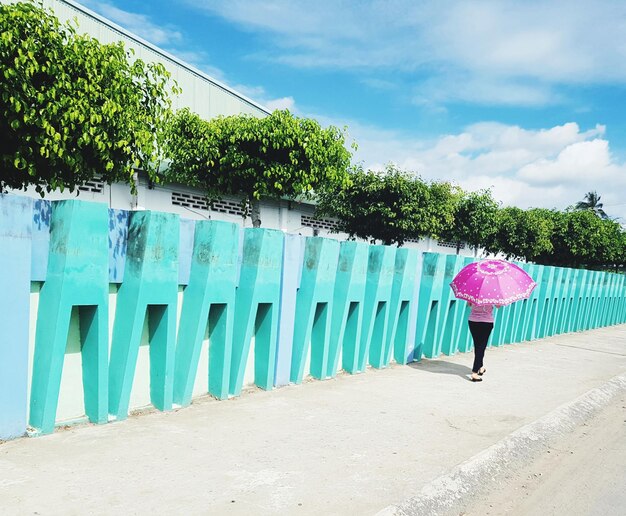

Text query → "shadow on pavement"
[408,359,474,381]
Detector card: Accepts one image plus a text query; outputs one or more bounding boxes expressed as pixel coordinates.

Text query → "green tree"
[0,1,177,194]
[574,191,609,219]
[164,108,352,227]
[486,206,626,269]
[587,218,626,269]
[427,179,460,240]
[485,207,555,262]
[440,188,499,254]
[315,164,458,246]
[618,230,626,268]
[535,210,613,268]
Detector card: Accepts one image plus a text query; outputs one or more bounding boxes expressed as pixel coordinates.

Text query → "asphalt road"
[462,394,626,516]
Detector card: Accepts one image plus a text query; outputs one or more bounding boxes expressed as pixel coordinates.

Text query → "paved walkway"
[1,325,625,515]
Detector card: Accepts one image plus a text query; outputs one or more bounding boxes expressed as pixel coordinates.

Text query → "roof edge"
[57,0,272,116]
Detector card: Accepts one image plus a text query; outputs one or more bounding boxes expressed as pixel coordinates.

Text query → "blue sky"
[80,0,626,221]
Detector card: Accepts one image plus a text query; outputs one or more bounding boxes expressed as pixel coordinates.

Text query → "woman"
[467,302,500,382]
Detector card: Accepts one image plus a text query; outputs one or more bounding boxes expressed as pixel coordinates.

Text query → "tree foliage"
[535,210,624,269]
[485,207,625,269]
[0,1,177,194]
[484,207,555,262]
[315,164,457,246]
[439,189,499,253]
[318,165,625,268]
[574,191,609,219]
[164,108,352,226]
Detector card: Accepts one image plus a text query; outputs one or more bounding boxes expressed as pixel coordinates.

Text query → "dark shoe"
[470,376,483,382]
[478,368,486,376]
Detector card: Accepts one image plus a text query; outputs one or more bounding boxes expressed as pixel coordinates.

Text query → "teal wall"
[1,196,625,438]
[108,211,179,420]
[30,200,109,434]
[174,220,239,405]
[412,253,626,360]
[290,237,340,383]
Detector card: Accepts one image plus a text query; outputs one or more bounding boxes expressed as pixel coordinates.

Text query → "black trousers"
[468,321,494,373]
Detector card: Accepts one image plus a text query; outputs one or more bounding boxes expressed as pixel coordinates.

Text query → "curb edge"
[377,372,626,516]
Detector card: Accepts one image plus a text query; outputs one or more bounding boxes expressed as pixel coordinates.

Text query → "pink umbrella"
[450,259,537,306]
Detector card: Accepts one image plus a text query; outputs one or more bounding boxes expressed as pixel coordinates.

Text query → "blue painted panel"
[108,209,129,283]
[0,195,32,439]
[31,198,51,281]
[275,234,305,387]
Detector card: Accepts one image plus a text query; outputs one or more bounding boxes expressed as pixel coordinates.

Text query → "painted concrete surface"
[30,200,110,434]
[4,196,626,439]
[174,220,239,404]
[1,325,625,515]
[360,245,396,372]
[385,248,419,366]
[290,236,340,383]
[230,228,283,396]
[274,234,305,387]
[0,196,32,439]
[327,241,368,376]
[108,211,180,420]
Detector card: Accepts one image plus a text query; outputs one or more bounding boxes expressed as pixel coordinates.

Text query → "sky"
[80,0,626,222]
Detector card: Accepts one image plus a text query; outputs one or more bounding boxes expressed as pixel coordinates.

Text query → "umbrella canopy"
[450,259,537,306]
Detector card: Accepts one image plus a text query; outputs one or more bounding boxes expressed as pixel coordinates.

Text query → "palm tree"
[575,191,609,219]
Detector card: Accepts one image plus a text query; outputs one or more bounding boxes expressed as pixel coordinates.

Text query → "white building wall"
[14,176,481,258]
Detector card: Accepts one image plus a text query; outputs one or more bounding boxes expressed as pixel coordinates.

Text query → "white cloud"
[82,1,183,45]
[182,0,626,106]
[517,140,613,186]
[325,119,626,221]
[265,96,296,111]
[412,75,559,107]
[230,83,296,112]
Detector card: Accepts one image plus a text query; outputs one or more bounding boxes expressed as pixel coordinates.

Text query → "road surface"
[462,395,626,516]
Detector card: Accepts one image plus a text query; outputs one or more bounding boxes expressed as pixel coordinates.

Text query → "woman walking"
[467,302,499,382]
[450,259,537,382]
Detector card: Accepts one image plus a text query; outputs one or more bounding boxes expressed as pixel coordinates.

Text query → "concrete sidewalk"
[1,325,625,515]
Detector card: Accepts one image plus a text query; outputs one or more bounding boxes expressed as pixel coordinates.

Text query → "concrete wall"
[12,176,475,259]
[2,194,624,439]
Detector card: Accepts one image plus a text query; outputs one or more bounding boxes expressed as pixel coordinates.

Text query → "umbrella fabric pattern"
[450,259,537,306]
